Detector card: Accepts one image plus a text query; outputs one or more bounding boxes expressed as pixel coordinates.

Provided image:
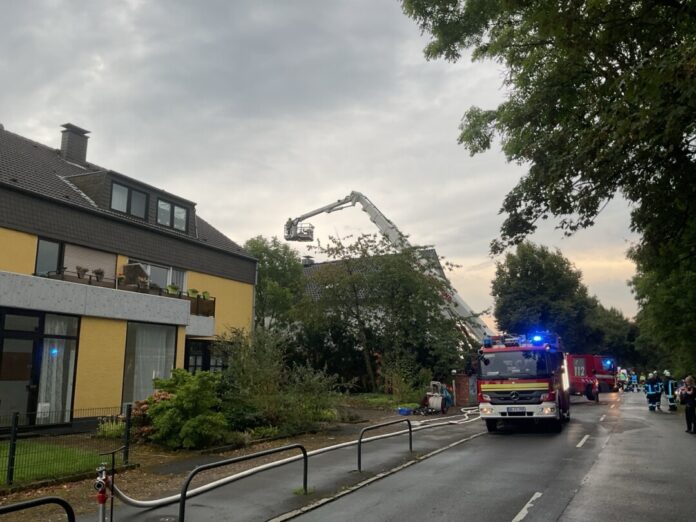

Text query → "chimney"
[301,256,315,267]
[60,123,90,163]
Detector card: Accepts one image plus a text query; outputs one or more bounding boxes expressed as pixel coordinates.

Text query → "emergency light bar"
[482,331,561,349]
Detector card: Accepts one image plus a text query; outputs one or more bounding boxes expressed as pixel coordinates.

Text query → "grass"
[0,440,118,486]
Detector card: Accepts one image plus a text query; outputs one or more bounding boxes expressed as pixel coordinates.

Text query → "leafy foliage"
[147,370,227,449]
[402,0,696,373]
[244,236,304,330]
[492,243,636,360]
[216,328,342,436]
[293,234,466,391]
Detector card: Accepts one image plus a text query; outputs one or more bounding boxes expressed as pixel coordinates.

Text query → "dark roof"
[0,125,252,261]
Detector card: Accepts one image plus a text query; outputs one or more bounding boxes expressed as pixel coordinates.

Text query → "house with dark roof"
[0,123,256,425]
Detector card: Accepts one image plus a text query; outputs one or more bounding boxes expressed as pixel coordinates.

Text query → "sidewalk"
[90,412,484,521]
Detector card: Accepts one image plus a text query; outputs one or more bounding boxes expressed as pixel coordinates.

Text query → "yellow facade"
[0,227,38,274]
[73,317,127,410]
[186,271,254,335]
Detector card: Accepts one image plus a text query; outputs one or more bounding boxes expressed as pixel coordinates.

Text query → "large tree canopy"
[293,234,466,391]
[402,0,696,255]
[492,242,637,360]
[402,0,696,372]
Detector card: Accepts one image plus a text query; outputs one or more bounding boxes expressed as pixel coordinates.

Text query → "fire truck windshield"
[480,350,552,379]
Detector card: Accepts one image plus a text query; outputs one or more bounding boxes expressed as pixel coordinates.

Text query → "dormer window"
[157,199,188,232]
[111,182,147,219]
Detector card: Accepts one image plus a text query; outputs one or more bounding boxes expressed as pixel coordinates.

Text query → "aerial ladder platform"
[284,191,492,340]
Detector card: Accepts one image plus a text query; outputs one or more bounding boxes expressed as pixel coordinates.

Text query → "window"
[0,309,79,425]
[157,199,188,232]
[185,341,226,374]
[35,239,62,276]
[157,200,171,226]
[122,323,176,404]
[111,182,148,220]
[129,259,186,290]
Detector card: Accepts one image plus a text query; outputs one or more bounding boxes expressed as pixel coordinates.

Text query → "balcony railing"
[37,270,215,317]
[44,269,116,289]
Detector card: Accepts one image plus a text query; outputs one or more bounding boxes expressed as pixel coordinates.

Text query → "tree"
[402,1,695,253]
[402,0,696,371]
[294,234,465,391]
[492,242,636,360]
[492,243,594,352]
[244,236,304,330]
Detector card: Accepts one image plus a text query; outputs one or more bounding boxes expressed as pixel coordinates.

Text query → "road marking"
[511,492,543,522]
[576,434,590,448]
[600,415,606,421]
[610,404,615,409]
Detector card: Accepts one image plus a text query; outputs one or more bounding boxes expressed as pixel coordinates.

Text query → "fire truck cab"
[477,332,571,433]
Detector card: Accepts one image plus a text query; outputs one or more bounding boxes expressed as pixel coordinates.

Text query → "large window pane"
[157,200,171,226]
[4,314,40,332]
[36,239,61,276]
[171,268,185,290]
[37,338,76,424]
[0,338,34,419]
[111,183,128,213]
[131,190,147,219]
[173,206,187,231]
[123,323,176,404]
[44,314,79,337]
[149,265,169,289]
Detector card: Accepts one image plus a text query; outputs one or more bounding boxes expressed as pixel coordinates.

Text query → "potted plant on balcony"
[93,268,105,282]
[76,266,88,279]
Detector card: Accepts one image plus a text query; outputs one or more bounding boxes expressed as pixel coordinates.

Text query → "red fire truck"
[566,354,617,401]
[477,332,571,432]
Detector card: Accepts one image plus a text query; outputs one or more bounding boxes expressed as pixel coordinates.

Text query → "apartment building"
[0,123,256,425]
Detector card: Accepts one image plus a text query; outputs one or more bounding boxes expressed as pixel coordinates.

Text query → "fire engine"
[477,332,571,432]
[566,354,617,401]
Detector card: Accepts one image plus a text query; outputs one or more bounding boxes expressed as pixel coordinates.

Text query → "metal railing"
[0,496,76,521]
[178,443,308,521]
[1,405,132,487]
[357,418,412,472]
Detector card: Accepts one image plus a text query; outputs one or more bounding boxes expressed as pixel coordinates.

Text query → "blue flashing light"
[532,335,543,342]
[50,347,59,357]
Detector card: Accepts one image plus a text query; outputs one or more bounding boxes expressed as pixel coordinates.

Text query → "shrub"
[148,370,227,449]
[96,416,125,438]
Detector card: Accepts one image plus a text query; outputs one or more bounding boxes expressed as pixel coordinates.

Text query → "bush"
[96,416,125,439]
[148,370,227,449]
[217,329,342,436]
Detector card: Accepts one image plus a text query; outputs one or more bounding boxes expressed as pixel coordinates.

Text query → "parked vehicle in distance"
[567,354,618,401]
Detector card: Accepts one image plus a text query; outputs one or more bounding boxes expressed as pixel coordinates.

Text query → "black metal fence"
[0,405,133,487]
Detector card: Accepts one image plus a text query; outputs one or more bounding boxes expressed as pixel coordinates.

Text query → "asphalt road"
[97,391,695,521]
[294,391,696,522]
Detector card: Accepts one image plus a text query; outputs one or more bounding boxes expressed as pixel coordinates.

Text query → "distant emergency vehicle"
[477,332,571,433]
[566,354,618,401]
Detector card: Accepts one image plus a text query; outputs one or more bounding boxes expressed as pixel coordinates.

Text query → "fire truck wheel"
[485,419,498,432]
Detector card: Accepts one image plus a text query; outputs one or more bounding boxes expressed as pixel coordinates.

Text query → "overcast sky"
[0,0,638,327]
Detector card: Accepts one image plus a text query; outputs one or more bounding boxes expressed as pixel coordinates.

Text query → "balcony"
[40,266,215,318]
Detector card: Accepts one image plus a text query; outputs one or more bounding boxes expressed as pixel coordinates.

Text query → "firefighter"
[663,370,678,412]
[644,373,661,411]
[630,371,638,392]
